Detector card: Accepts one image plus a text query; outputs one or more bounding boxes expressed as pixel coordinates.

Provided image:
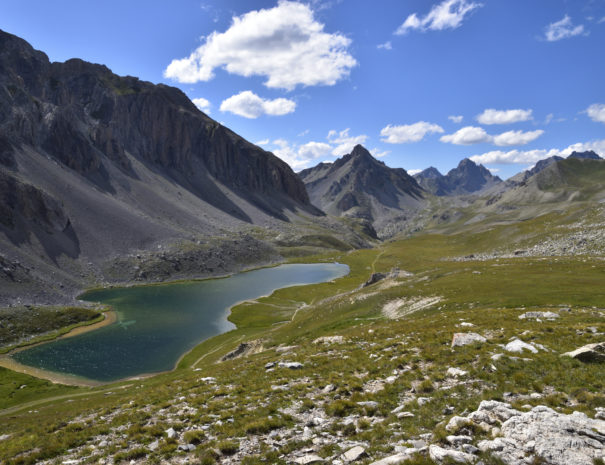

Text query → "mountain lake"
[12,263,349,382]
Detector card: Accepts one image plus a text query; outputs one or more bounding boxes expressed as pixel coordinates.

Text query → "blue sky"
[3,0,605,178]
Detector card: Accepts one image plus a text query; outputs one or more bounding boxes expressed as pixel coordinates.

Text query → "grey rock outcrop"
[451,332,486,347]
[477,404,605,465]
[563,342,605,362]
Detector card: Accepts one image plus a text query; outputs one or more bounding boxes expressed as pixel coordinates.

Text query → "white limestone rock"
[505,338,538,354]
[451,333,486,347]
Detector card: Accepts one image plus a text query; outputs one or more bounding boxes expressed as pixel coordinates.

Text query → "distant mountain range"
[1,29,604,307]
[414,158,502,196]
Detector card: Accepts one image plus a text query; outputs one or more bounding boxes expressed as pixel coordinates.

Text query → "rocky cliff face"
[414,159,502,196]
[299,145,425,238]
[0,29,328,306]
[0,30,310,214]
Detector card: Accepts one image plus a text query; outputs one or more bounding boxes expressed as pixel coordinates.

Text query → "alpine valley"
[0,28,604,465]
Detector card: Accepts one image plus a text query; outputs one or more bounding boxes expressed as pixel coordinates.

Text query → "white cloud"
[192,97,211,114]
[407,169,422,176]
[440,126,492,145]
[377,41,392,50]
[493,130,544,147]
[370,147,390,158]
[395,0,482,35]
[441,126,544,146]
[219,91,296,118]
[272,139,333,170]
[298,141,333,160]
[448,115,463,123]
[545,113,554,124]
[380,122,444,144]
[587,103,605,124]
[164,1,357,90]
[327,128,368,156]
[544,15,585,41]
[470,139,605,164]
[255,139,270,146]
[599,16,605,24]
[477,108,533,125]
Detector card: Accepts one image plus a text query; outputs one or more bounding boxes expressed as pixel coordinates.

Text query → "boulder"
[451,332,486,347]
[478,406,605,465]
[367,448,419,465]
[446,367,468,377]
[342,446,366,462]
[294,454,325,464]
[313,335,344,344]
[519,311,559,320]
[505,338,538,353]
[279,361,304,369]
[562,342,605,362]
[429,445,476,463]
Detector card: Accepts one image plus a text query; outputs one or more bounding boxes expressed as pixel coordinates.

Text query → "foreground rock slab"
[429,444,476,463]
[563,342,605,362]
[456,402,605,465]
[451,332,486,347]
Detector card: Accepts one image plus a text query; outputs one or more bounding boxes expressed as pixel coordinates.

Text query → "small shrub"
[218,440,239,455]
[113,447,148,463]
[183,429,206,445]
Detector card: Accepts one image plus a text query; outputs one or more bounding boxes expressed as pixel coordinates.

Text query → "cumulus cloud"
[441,126,544,146]
[164,1,357,90]
[192,97,211,114]
[298,141,333,160]
[370,147,390,158]
[493,130,544,147]
[477,108,533,125]
[544,15,585,41]
[440,126,492,145]
[255,139,270,146]
[327,128,368,156]
[377,41,392,50]
[395,0,482,35]
[470,139,605,165]
[219,91,296,118]
[587,103,605,123]
[448,115,463,123]
[380,122,444,144]
[272,139,333,170]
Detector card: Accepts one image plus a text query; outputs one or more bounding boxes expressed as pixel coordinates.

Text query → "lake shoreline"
[0,310,117,387]
[5,263,349,387]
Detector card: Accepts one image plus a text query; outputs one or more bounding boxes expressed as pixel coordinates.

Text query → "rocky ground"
[0,214,604,465]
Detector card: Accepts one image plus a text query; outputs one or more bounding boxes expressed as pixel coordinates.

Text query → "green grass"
[0,208,604,464]
[0,306,102,351]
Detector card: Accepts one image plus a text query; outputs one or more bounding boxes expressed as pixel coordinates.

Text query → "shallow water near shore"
[12,263,349,382]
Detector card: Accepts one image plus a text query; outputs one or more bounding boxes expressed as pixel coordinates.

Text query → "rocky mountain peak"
[416,167,443,179]
[415,158,501,196]
[350,144,373,159]
[568,150,602,160]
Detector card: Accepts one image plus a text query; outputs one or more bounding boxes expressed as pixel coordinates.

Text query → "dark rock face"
[299,145,424,237]
[0,29,310,216]
[414,159,502,196]
[414,167,450,196]
[0,29,325,306]
[567,150,601,160]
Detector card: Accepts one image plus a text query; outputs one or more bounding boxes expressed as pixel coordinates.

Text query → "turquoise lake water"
[13,263,349,382]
